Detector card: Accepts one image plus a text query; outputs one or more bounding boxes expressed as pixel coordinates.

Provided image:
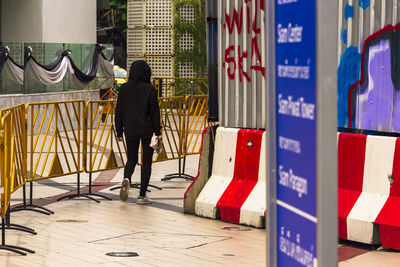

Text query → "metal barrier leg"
[0,218,35,255]
[4,207,36,235]
[57,173,101,203]
[81,173,112,201]
[10,183,54,215]
[162,157,195,181]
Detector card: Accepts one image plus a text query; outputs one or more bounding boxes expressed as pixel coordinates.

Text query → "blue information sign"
[275,0,317,266]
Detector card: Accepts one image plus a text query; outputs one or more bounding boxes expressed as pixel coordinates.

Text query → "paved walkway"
[1,155,400,266]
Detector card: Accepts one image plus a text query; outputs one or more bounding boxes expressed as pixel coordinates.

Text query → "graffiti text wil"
[223,0,266,82]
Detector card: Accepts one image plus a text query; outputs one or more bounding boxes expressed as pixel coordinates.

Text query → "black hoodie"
[115,60,161,140]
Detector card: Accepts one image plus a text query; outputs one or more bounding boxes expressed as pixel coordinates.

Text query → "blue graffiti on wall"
[342,29,348,44]
[359,0,370,10]
[338,1,361,128]
[338,46,361,127]
[356,38,394,131]
[344,4,354,20]
[349,25,400,133]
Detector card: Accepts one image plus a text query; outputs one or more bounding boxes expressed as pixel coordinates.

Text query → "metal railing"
[156,77,208,96]
[155,96,187,162]
[0,105,27,194]
[185,95,208,156]
[0,110,13,219]
[85,100,127,173]
[0,93,208,215]
[26,101,85,181]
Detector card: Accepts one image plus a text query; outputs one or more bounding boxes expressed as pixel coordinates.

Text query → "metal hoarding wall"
[337,0,400,61]
[218,0,267,129]
[338,0,400,131]
[206,0,218,120]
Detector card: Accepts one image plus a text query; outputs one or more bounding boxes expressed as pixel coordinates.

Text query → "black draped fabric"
[69,45,100,84]
[0,47,9,74]
[8,56,24,70]
[100,51,114,62]
[21,44,114,88]
[0,46,24,85]
[25,46,69,72]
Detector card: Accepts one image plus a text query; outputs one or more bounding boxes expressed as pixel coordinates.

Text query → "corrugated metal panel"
[206,0,218,120]
[218,0,267,129]
[337,0,400,131]
[338,0,400,58]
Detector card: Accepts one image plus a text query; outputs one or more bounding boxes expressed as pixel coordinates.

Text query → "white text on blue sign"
[278,94,315,120]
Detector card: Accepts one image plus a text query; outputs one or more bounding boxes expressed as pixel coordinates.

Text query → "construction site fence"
[0,95,208,218]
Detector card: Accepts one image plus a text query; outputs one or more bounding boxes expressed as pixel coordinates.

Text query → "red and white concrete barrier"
[375,138,400,250]
[193,129,400,245]
[338,133,396,245]
[195,127,266,228]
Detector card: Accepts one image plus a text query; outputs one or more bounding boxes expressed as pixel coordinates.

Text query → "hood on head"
[129,60,151,82]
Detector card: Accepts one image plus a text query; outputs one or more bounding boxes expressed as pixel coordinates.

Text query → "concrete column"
[1,0,96,44]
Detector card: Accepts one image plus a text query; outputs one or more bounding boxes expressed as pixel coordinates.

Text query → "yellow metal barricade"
[0,111,13,218]
[0,105,28,218]
[184,95,208,156]
[156,77,208,96]
[26,101,85,181]
[154,96,187,162]
[0,105,27,192]
[86,100,127,173]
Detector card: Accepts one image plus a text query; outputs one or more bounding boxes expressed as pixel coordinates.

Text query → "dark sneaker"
[119,178,130,201]
[136,195,153,205]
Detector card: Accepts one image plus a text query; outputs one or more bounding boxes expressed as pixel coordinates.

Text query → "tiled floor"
[1,156,266,267]
[1,155,399,266]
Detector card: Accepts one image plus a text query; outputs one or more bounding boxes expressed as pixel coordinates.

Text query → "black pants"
[124,137,154,197]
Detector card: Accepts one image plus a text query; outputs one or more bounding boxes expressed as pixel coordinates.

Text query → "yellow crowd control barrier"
[26,100,85,181]
[86,100,127,173]
[0,94,207,236]
[0,104,28,219]
[0,95,208,203]
[155,96,187,163]
[0,110,13,219]
[157,77,208,96]
[184,95,208,156]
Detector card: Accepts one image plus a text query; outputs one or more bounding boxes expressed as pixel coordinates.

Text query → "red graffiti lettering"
[238,45,251,82]
[222,0,266,83]
[246,3,251,34]
[225,6,243,34]
[252,1,261,34]
[224,45,236,80]
[250,35,265,77]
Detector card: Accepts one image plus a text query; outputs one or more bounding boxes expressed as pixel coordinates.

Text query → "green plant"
[173,0,207,79]
[110,0,127,33]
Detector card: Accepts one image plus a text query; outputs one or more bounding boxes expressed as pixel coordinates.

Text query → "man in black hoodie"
[115,60,161,204]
